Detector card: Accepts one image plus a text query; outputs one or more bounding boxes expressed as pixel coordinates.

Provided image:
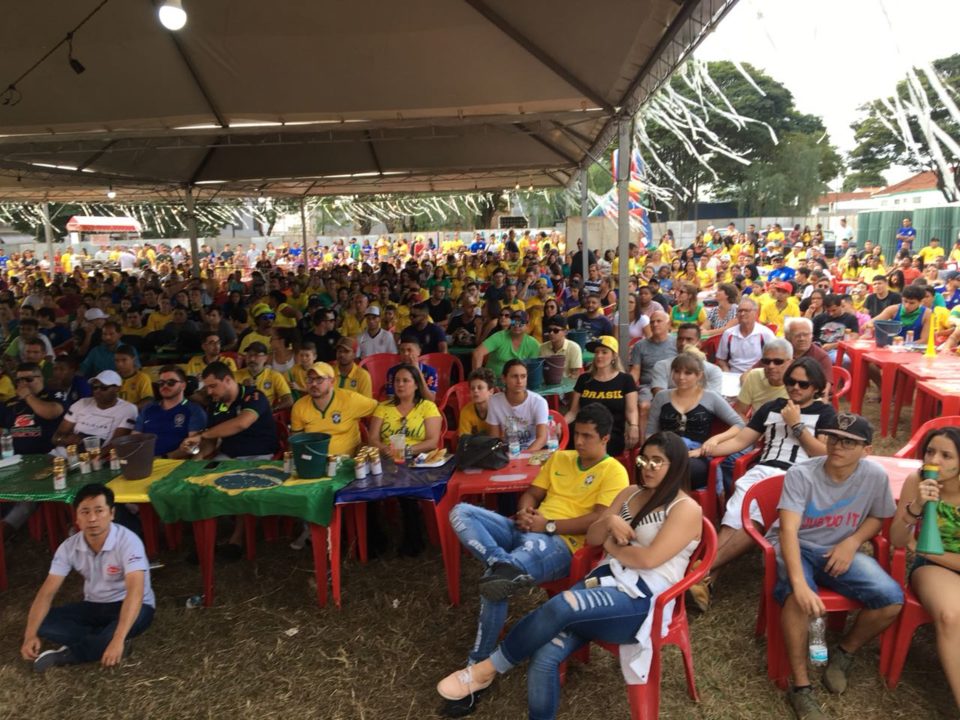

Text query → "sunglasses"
[500,313,512,318]
[636,456,669,471]
[760,358,787,366]
[547,328,564,334]
[157,379,183,387]
[784,377,812,389]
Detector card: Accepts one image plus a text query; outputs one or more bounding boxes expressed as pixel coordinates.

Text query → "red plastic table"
[860,350,935,438]
[913,378,960,434]
[892,358,960,434]
[867,455,922,500]
[437,458,542,606]
[837,339,876,415]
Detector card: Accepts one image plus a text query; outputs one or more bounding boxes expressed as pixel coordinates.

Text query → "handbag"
[454,434,509,471]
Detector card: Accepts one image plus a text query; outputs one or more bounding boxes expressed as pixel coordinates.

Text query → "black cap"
[821,412,872,444]
[544,315,567,330]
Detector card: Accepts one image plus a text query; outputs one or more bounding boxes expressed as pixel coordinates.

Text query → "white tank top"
[614,489,700,587]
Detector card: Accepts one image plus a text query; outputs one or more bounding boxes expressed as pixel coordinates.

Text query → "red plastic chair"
[439,381,471,451]
[699,334,722,363]
[741,474,891,688]
[359,353,401,400]
[830,366,851,411]
[894,416,960,458]
[594,518,718,719]
[421,353,465,401]
[548,410,569,449]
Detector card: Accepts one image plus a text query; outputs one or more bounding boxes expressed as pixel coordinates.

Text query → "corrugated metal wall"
[857,208,960,260]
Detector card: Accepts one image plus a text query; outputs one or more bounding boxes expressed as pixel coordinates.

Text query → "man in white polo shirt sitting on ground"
[20,483,155,672]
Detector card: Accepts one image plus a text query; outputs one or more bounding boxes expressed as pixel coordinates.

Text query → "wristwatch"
[544,520,557,535]
[791,422,806,440]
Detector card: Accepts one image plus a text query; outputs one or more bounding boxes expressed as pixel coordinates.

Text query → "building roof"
[872,171,940,197]
[815,189,881,204]
[0,0,737,202]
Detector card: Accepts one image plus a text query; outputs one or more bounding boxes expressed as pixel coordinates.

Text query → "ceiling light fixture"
[158,0,188,31]
[106,184,116,199]
[66,33,85,75]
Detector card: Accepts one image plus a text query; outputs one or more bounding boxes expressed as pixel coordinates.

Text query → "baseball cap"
[820,412,872,445]
[545,315,567,330]
[306,362,336,379]
[772,281,794,293]
[335,336,358,352]
[365,306,381,317]
[945,270,960,282]
[510,310,528,324]
[245,341,269,355]
[251,303,273,319]
[85,308,109,321]
[91,370,122,387]
[586,335,619,354]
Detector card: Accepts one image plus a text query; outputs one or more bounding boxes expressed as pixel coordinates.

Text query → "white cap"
[85,308,109,321]
[91,370,122,387]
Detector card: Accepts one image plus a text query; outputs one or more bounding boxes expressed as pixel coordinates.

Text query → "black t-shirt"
[210,386,277,458]
[865,291,901,318]
[303,329,340,362]
[400,322,446,354]
[573,372,637,456]
[418,298,453,324]
[813,312,860,345]
[2,391,64,454]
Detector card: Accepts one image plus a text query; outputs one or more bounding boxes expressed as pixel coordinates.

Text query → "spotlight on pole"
[158,0,188,31]
[107,184,116,199]
[67,33,85,75]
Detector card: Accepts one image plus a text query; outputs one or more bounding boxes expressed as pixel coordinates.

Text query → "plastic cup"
[390,434,407,464]
[83,436,100,453]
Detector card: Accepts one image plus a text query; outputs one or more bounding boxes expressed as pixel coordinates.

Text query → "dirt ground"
[0,401,956,720]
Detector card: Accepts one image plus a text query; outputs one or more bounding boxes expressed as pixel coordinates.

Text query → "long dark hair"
[632,431,691,527]
[919,426,960,463]
[390,363,430,406]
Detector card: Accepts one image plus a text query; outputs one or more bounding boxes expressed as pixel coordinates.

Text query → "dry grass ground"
[0,400,956,720]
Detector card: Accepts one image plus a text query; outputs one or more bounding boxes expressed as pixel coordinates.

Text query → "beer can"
[368,450,383,475]
[78,452,91,474]
[354,455,369,479]
[283,451,293,474]
[52,457,67,491]
[327,455,340,477]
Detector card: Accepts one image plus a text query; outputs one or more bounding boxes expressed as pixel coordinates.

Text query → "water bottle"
[507,419,521,457]
[808,617,828,666]
[905,330,914,345]
[546,421,559,451]
[1,431,13,458]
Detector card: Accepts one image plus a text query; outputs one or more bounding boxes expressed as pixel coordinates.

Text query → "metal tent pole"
[185,186,200,279]
[580,165,589,281]
[41,203,55,281]
[299,197,308,249]
[616,115,633,365]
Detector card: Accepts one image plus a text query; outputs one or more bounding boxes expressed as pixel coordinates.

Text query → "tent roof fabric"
[0,0,736,202]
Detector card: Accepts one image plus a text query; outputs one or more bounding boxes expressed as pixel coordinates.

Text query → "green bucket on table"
[568,329,589,350]
[289,432,332,479]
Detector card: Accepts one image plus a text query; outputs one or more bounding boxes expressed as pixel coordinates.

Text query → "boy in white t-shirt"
[485,359,549,450]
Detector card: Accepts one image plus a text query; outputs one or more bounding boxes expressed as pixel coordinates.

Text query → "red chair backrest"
[421,353,465,400]
[273,411,290,458]
[221,350,242,368]
[359,353,401,399]
[740,474,786,541]
[439,381,471,427]
[895,415,960,458]
[831,366,851,410]
[700,334,722,363]
[548,409,570,448]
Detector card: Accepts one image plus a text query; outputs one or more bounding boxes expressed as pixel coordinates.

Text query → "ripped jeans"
[490,579,651,720]
[449,503,572,664]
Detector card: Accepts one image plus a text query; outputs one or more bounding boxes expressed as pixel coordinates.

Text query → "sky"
[695,0,960,185]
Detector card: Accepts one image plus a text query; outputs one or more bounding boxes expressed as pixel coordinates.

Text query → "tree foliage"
[848,53,960,200]
[644,61,841,218]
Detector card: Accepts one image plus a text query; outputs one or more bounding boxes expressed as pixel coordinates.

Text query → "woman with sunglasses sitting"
[646,349,743,489]
[436,431,702,719]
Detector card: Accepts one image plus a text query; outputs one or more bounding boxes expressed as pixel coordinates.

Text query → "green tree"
[848,53,960,201]
[643,61,842,218]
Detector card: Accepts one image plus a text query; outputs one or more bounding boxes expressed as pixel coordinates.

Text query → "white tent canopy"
[0,0,736,202]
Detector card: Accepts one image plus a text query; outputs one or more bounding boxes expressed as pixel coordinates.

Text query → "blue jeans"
[38,601,155,663]
[773,542,904,609]
[827,349,852,369]
[490,578,651,720]
[449,503,572,664]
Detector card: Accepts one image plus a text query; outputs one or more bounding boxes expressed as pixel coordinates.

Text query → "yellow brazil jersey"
[503,298,526,313]
[290,389,379,457]
[186,354,237,378]
[657,242,674,263]
[338,312,364,338]
[274,302,298,329]
[61,252,73,274]
[758,297,800,336]
[696,268,716,288]
[458,402,493,436]
[288,364,312,391]
[144,311,174,334]
[919,246,945,265]
[119,371,154,406]
[373,399,441,445]
[532,451,629,552]
[235,368,291,407]
[336,363,372,398]
[121,324,150,338]
[0,374,15,402]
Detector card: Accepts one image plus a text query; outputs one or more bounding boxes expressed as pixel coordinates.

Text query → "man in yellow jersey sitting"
[290,362,377,456]
[114,345,154,411]
[186,332,238,380]
[235,342,293,411]
[759,282,801,336]
[443,403,628,716]
[333,337,372,398]
[238,306,274,354]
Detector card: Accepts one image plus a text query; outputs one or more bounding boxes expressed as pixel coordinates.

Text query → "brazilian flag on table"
[148,459,355,527]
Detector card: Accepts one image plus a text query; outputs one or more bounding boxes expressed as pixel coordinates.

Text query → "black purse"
[454,434,509,471]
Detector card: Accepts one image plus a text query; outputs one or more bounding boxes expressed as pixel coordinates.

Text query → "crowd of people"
[6,219,960,720]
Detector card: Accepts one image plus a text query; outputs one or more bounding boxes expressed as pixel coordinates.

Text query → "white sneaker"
[290,526,311,550]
